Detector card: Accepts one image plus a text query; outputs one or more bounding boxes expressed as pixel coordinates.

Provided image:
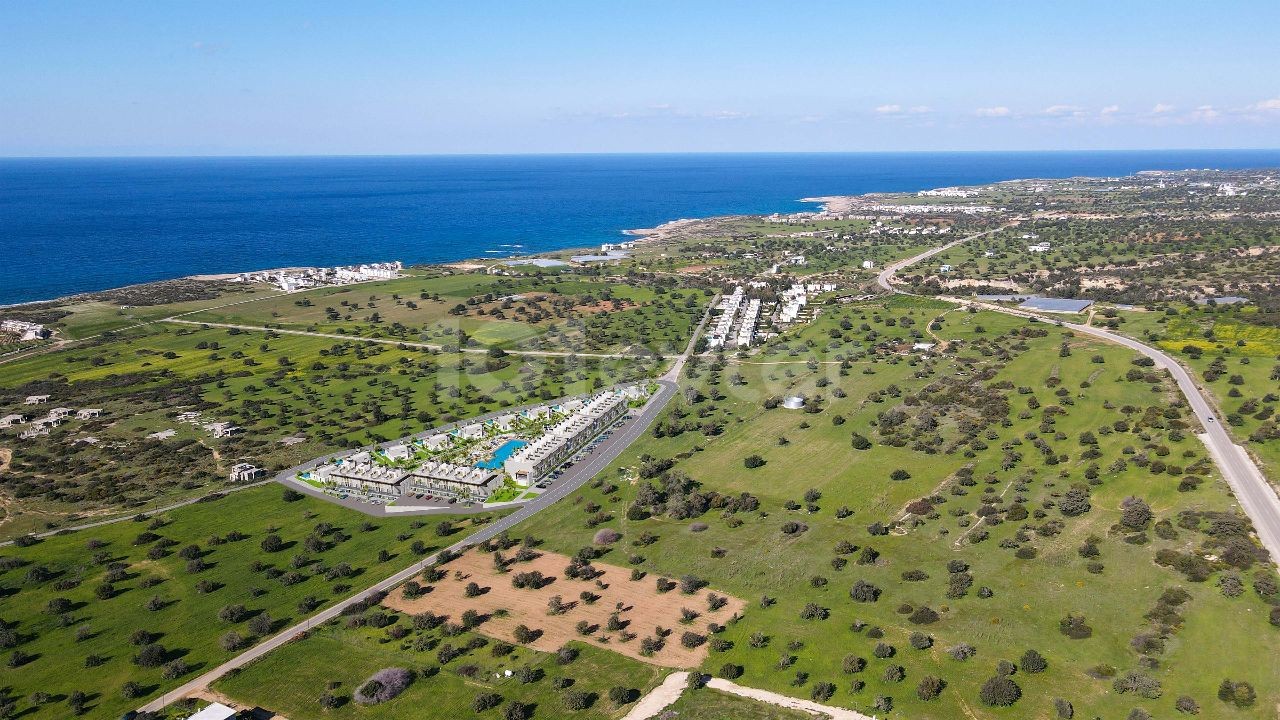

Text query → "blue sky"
[2,1,1278,155]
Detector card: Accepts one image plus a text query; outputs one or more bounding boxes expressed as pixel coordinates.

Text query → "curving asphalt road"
[879,230,1280,566]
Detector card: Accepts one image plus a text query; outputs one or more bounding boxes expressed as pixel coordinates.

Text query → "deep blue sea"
[3,150,1280,305]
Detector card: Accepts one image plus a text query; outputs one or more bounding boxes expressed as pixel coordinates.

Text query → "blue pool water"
[476,439,527,470]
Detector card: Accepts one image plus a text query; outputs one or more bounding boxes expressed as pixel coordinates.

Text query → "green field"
[0,485,500,719]
[513,297,1280,718]
[1118,306,1280,482]
[0,318,654,536]
[668,686,819,719]
[182,272,707,355]
[215,619,666,719]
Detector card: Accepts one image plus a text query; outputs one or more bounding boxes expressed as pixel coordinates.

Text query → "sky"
[2,1,1279,156]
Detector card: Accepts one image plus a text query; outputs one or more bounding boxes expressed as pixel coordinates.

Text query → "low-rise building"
[1,320,50,340]
[423,433,452,451]
[504,390,628,482]
[383,443,413,461]
[322,461,409,498]
[408,462,501,500]
[75,408,103,420]
[228,463,264,482]
[0,414,27,428]
[459,423,484,440]
[24,395,50,405]
[205,421,243,438]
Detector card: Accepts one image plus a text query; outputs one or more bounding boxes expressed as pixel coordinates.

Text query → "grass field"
[0,485,501,719]
[0,319,654,536]
[511,297,1280,718]
[182,272,707,355]
[668,686,821,720]
[214,619,666,719]
[1118,306,1280,483]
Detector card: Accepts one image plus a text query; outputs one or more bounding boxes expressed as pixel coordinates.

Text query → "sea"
[3,150,1280,306]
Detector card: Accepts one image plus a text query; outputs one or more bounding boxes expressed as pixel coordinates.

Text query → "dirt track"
[385,549,745,668]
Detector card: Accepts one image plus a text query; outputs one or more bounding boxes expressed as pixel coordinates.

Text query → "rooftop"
[1018,297,1094,313]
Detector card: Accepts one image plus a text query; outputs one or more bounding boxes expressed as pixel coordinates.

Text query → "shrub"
[909,606,939,624]
[473,692,503,712]
[917,675,944,700]
[744,455,765,469]
[1113,671,1162,699]
[1020,649,1047,673]
[849,580,881,603]
[354,667,413,705]
[979,676,1021,706]
[593,528,621,545]
[719,663,743,679]
[1059,613,1092,639]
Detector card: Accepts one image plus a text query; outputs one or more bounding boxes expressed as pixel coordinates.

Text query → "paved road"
[163,317,650,359]
[137,376,677,713]
[135,299,703,714]
[879,231,1280,566]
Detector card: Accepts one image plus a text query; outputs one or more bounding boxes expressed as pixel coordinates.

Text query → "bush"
[909,606,939,624]
[354,667,413,705]
[592,528,621,545]
[979,676,1021,706]
[473,693,502,712]
[744,455,765,469]
[1059,613,1092,639]
[917,675,945,700]
[719,663,743,679]
[1020,649,1047,673]
[1113,671,1162,699]
[849,580,881,603]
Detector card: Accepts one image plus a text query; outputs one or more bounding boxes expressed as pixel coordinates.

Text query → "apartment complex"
[503,391,627,483]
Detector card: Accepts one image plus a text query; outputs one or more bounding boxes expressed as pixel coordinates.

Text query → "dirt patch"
[676,265,715,275]
[385,549,745,669]
[0,448,11,475]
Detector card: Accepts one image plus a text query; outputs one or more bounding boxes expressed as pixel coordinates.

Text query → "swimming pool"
[476,439,527,470]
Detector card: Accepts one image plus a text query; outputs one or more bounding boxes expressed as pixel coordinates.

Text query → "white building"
[1027,242,1051,252]
[459,423,484,440]
[407,462,501,500]
[939,264,953,273]
[0,414,27,428]
[1,320,50,340]
[228,463,264,482]
[383,443,413,461]
[423,433,452,451]
[24,395,50,405]
[75,408,103,420]
[205,421,243,438]
[504,390,630,483]
[861,260,875,269]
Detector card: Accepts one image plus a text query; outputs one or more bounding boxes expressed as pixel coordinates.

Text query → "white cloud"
[1250,98,1280,112]
[907,105,933,115]
[1151,103,1175,114]
[1100,105,1120,115]
[1188,105,1221,123]
[975,106,1012,118]
[874,104,902,115]
[1041,104,1085,117]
